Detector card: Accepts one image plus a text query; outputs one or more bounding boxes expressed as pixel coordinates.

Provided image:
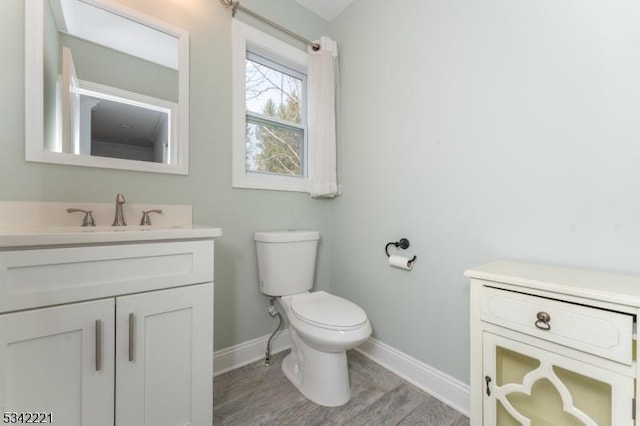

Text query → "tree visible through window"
[245,52,306,177]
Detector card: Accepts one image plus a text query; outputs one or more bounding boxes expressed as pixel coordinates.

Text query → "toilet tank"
[254,230,320,296]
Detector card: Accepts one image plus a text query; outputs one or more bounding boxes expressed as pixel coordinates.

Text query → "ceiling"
[51,0,178,69]
[294,0,355,21]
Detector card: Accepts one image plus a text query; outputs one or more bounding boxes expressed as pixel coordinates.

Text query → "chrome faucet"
[112,193,127,226]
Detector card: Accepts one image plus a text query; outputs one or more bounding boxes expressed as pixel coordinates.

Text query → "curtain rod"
[220,0,321,51]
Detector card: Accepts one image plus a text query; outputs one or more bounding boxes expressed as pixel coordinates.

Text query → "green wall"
[1,0,331,351]
[7,0,640,389]
[59,33,179,102]
[42,0,58,150]
[328,0,640,383]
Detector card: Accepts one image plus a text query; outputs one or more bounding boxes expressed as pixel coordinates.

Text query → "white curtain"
[307,37,339,198]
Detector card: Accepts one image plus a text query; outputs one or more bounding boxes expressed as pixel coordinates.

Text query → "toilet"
[254,230,372,407]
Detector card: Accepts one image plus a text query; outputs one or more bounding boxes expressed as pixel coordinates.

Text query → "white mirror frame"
[25,0,190,175]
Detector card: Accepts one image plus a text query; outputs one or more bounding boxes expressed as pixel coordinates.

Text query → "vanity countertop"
[0,225,222,248]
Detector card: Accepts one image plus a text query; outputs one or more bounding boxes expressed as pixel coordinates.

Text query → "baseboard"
[213,329,291,376]
[356,338,470,416]
[213,333,470,416]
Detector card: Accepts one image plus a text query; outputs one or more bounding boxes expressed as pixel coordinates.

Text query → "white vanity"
[0,217,221,426]
[467,260,640,426]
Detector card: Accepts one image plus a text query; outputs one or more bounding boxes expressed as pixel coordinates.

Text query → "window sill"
[232,172,309,193]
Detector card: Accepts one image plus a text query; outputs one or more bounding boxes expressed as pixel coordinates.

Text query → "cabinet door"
[483,332,634,426]
[0,299,115,426]
[115,283,213,426]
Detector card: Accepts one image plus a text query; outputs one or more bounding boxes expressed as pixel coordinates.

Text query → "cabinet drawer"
[0,240,214,313]
[480,286,634,365]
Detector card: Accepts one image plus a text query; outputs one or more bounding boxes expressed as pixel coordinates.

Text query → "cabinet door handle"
[535,311,551,330]
[95,319,102,371]
[128,313,135,362]
[485,375,492,396]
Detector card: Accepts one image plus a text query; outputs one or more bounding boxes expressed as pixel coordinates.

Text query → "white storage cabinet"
[467,261,640,426]
[0,240,214,426]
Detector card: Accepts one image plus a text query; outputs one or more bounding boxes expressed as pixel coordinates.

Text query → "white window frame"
[231,20,309,192]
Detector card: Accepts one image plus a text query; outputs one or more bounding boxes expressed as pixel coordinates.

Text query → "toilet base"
[282,330,351,407]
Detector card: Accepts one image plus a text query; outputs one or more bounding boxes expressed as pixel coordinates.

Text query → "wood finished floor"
[214,350,469,426]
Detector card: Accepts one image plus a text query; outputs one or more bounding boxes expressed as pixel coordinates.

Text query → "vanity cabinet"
[0,299,115,426]
[467,261,640,426]
[115,284,213,426]
[0,239,215,426]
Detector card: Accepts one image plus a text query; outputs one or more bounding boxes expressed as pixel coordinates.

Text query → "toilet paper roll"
[388,254,414,271]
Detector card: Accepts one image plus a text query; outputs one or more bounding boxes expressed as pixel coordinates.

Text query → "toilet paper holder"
[385,238,417,265]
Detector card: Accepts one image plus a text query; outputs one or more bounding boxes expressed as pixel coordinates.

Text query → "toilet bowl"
[279,291,372,407]
[282,291,371,352]
[254,230,372,407]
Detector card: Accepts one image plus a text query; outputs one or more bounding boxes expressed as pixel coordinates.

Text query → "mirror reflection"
[29,0,189,173]
[79,90,173,163]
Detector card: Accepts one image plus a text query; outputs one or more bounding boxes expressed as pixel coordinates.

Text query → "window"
[232,21,309,192]
[245,52,306,177]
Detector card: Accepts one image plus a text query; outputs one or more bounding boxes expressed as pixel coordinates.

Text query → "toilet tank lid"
[254,230,320,243]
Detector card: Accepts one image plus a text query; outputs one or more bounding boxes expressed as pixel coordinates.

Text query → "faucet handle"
[140,209,163,226]
[67,208,96,227]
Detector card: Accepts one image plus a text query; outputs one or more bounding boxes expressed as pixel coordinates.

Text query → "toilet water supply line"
[265,297,283,366]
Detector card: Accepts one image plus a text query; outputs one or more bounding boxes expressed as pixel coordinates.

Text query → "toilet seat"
[291,291,368,331]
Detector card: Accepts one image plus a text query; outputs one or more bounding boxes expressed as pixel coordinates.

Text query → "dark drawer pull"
[535,311,551,330]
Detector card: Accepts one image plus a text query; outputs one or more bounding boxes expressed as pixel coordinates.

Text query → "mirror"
[25,0,189,174]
